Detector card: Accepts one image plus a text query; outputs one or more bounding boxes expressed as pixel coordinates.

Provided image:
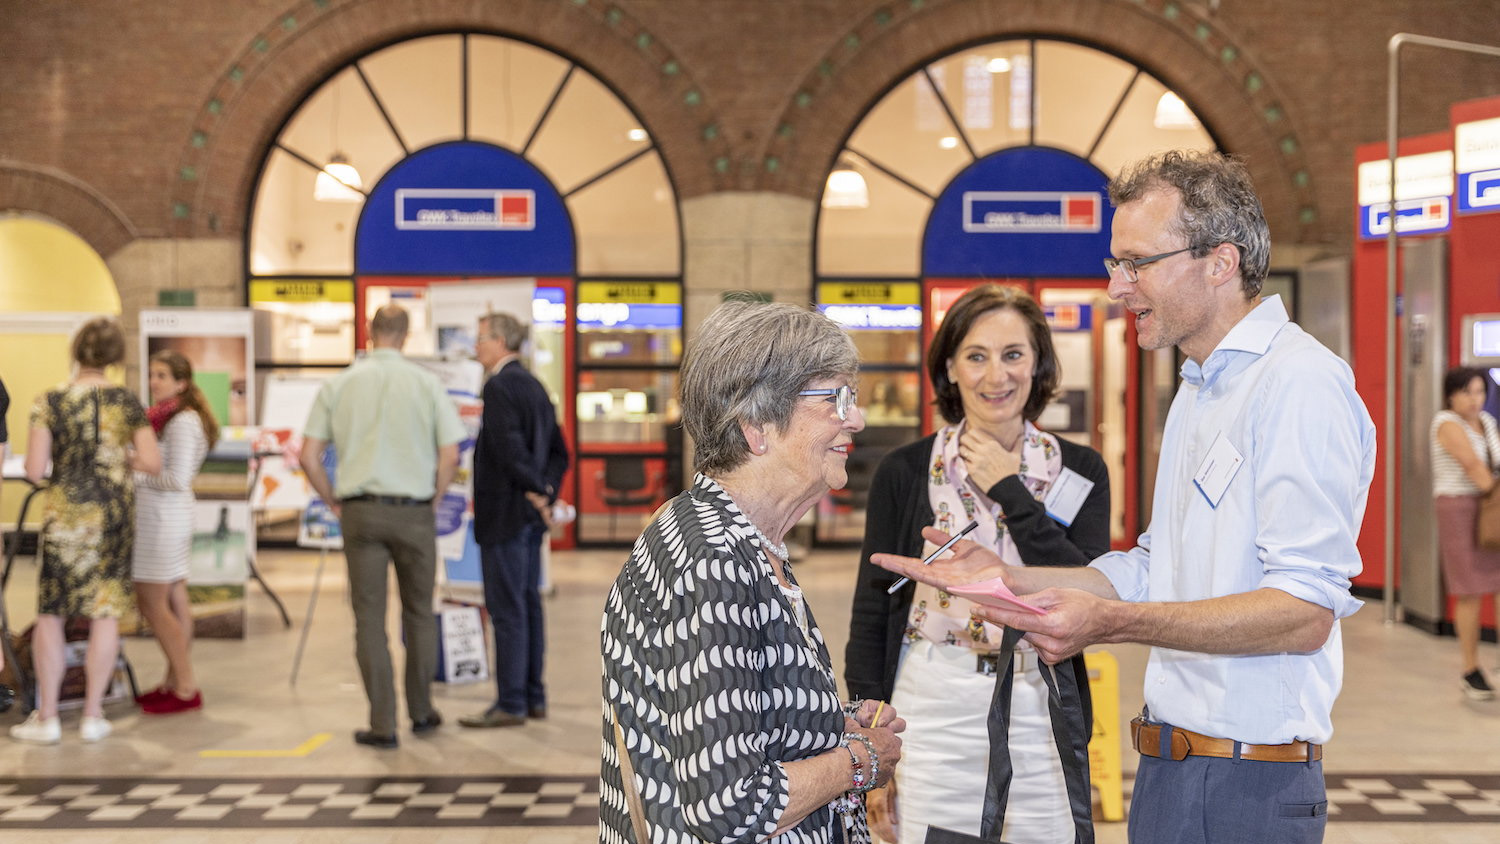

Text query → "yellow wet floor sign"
[1085,650,1124,822]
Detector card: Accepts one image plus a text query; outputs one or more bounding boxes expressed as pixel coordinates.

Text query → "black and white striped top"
[600,474,845,844]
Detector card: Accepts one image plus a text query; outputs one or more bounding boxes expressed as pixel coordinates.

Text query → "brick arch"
[761,0,1322,244]
[0,162,139,258]
[169,0,729,238]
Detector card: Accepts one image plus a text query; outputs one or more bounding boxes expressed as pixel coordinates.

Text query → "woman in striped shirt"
[134,350,218,715]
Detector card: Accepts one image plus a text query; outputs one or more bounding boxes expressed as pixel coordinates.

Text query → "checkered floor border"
[1,772,1497,828]
[0,775,598,828]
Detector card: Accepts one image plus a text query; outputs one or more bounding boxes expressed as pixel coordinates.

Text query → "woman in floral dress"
[11,317,160,745]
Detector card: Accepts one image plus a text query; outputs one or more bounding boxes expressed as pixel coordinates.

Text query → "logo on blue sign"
[1460,169,1500,214]
[962,191,1101,234]
[1360,197,1451,239]
[395,189,535,231]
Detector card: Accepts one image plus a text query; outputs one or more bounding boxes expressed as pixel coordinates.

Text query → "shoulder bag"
[1477,416,1500,550]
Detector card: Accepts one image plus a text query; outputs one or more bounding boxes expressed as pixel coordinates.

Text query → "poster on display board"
[417,357,485,587]
[138,309,256,427]
[426,279,536,360]
[252,373,329,507]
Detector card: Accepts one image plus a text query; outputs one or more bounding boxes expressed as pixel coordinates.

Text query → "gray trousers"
[1129,753,1327,844]
[341,501,438,735]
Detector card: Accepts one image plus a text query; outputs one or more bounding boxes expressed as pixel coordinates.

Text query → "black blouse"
[601,474,846,844]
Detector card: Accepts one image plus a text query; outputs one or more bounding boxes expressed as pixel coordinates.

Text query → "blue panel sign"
[533,287,566,326]
[1359,197,1451,239]
[356,141,573,275]
[818,304,923,330]
[577,303,682,329]
[1459,169,1500,214]
[924,148,1112,278]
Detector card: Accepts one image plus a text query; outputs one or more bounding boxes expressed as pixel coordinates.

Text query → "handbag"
[921,626,1093,844]
[1478,417,1500,551]
[611,705,653,844]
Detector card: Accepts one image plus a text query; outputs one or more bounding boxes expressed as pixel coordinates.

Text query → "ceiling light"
[986,57,1012,74]
[314,153,364,203]
[627,128,648,142]
[938,136,959,150]
[1153,91,1201,130]
[822,164,869,209]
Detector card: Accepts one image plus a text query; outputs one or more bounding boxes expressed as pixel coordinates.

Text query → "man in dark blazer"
[461,310,570,728]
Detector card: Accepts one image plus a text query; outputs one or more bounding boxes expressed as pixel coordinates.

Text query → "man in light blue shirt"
[875,151,1375,843]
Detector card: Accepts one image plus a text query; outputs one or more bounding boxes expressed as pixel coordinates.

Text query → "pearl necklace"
[748,522,789,561]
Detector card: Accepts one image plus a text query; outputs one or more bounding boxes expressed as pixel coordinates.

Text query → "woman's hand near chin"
[959,425,1022,492]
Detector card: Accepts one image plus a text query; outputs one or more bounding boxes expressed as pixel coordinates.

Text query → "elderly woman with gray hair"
[600,300,905,844]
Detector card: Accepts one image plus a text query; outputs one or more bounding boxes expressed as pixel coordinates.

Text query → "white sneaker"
[10,712,61,745]
[79,715,112,742]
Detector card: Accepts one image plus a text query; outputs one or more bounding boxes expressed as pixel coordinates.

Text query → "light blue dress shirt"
[1092,296,1376,745]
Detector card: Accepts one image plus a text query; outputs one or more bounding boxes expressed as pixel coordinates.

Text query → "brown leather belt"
[1130,717,1322,763]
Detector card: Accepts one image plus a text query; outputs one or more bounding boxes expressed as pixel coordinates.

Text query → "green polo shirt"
[303,349,466,500]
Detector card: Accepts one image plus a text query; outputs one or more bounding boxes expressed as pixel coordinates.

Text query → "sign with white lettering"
[395,189,536,231]
[1356,151,1453,239]
[961,191,1101,234]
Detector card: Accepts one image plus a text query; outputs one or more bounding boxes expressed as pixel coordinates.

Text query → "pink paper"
[946,577,1047,615]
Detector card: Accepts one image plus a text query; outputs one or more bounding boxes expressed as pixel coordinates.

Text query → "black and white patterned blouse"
[600,474,847,844]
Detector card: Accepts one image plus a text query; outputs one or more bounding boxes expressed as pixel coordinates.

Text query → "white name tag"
[1043,467,1094,526]
[1193,430,1244,508]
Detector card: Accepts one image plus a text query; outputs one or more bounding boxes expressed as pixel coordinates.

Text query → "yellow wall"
[0,217,120,313]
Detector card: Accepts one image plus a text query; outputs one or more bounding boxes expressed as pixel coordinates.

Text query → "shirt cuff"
[1090,550,1149,603]
[1259,571,1363,620]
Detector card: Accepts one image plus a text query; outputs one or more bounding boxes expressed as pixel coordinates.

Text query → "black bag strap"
[924,626,1094,844]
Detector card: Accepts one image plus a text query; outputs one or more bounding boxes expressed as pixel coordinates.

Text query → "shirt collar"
[1181,294,1289,387]
[368,348,403,361]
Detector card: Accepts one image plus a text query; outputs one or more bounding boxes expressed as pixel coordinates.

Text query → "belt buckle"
[976,653,1000,676]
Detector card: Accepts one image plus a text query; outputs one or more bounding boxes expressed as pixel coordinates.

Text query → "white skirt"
[133,487,193,583]
[888,638,1072,844]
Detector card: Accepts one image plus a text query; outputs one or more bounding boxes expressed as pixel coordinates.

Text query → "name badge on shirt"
[1044,467,1094,526]
[1193,431,1244,508]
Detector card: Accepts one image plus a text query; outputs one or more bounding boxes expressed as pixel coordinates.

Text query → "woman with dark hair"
[12,317,160,744]
[134,349,219,714]
[601,300,904,844]
[1431,365,1500,701]
[846,285,1110,844]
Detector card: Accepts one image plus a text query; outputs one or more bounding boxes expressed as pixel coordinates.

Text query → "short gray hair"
[479,311,528,352]
[681,300,859,476]
[1108,150,1270,298]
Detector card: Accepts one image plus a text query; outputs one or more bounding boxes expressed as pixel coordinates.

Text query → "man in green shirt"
[302,304,465,749]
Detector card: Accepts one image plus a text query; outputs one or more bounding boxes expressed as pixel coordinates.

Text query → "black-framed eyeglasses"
[799,385,859,421]
[1102,247,1193,284]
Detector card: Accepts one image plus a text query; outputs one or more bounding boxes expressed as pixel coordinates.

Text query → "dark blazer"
[473,360,570,545]
[844,432,1111,709]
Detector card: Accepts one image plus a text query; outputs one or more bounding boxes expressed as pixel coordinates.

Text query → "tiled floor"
[3,543,1499,842]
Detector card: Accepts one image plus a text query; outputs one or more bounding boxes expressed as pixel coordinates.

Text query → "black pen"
[886,519,980,594]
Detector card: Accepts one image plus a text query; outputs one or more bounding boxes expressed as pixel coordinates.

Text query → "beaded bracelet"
[841,731,879,795]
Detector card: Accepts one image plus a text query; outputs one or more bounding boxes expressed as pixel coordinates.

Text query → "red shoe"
[136,686,171,706]
[142,690,203,714]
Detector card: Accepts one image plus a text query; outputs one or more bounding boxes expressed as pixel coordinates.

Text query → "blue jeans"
[1129,752,1327,843]
[480,522,545,716]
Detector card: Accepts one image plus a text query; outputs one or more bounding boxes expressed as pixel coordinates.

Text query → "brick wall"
[3,0,1500,258]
